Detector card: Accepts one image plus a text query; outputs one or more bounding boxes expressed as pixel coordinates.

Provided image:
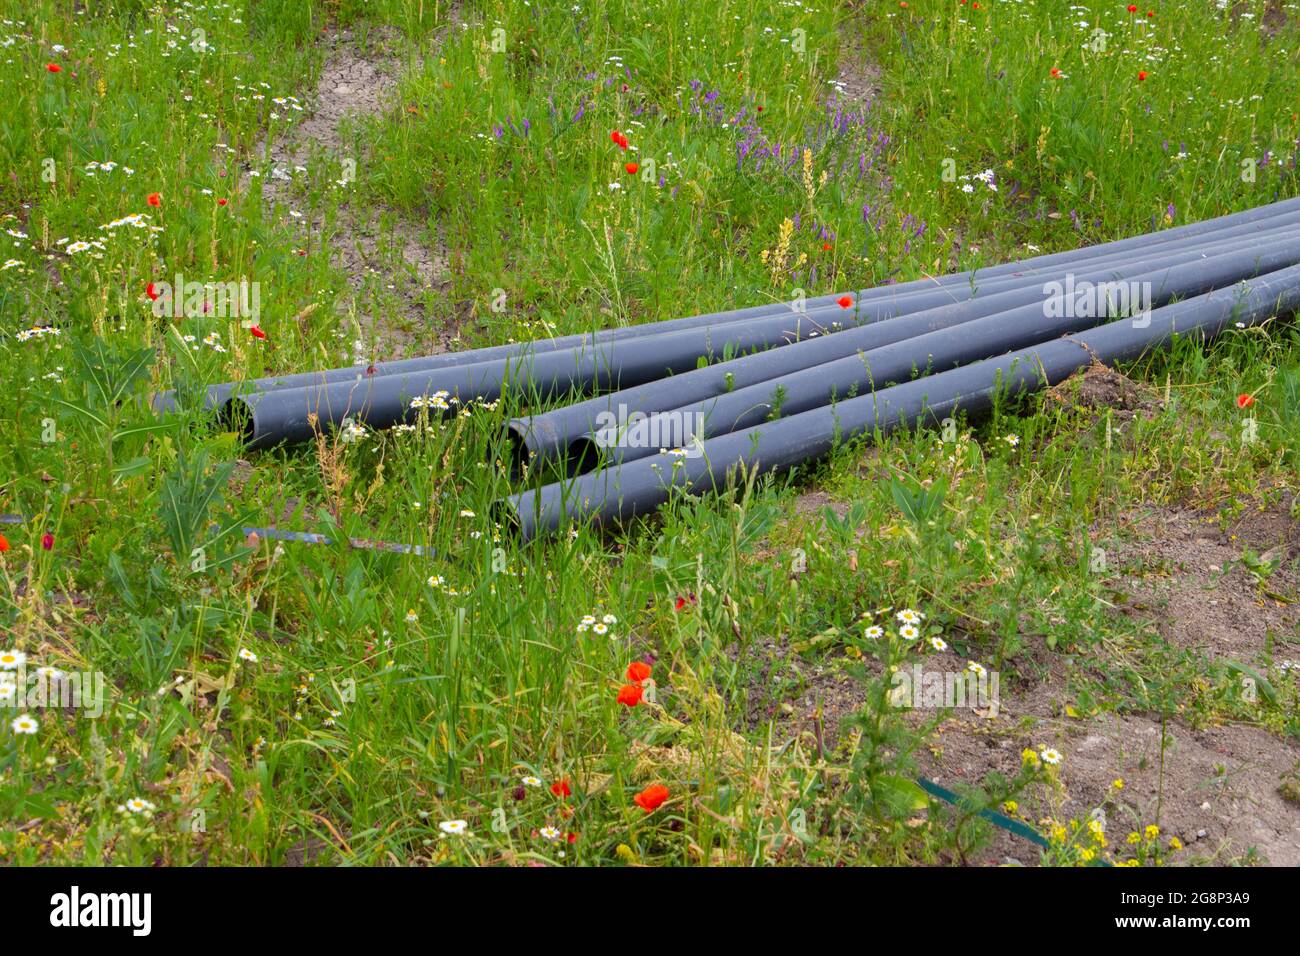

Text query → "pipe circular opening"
[220,397,257,444]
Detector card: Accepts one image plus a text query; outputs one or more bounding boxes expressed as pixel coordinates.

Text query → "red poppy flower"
[1146,9,1154,16]
[673,592,697,611]
[550,779,572,798]
[146,192,161,207]
[836,295,853,309]
[566,831,578,843]
[249,325,267,339]
[46,63,62,73]
[822,242,831,251]
[756,105,764,112]
[610,129,621,144]
[625,162,639,175]
[633,784,669,813]
[0,534,9,553]
[217,198,228,206]
[41,532,54,551]
[1236,393,1255,409]
[1137,71,1147,81]
[146,282,160,301]
[617,683,643,707]
[1050,67,1062,79]
[1127,4,1137,12]
[626,661,652,683]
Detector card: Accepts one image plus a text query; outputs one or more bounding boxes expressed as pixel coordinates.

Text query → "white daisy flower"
[439,819,469,835]
[0,649,26,670]
[1040,748,1062,766]
[899,624,920,641]
[238,647,258,663]
[338,418,368,444]
[11,713,38,734]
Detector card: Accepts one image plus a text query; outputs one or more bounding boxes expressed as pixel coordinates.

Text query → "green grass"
[0,0,1297,866]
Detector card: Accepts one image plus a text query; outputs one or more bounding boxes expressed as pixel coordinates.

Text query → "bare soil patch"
[1101,502,1298,659]
[1046,361,1163,420]
[923,702,1300,866]
[251,24,455,361]
[747,492,1300,864]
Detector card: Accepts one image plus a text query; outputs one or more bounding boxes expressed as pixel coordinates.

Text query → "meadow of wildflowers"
[0,0,1297,870]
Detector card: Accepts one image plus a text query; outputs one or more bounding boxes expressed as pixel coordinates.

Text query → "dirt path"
[831,12,883,104]
[252,20,460,361]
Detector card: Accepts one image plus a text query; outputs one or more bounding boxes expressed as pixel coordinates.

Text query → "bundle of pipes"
[169,198,1300,539]
[169,197,1300,452]
[509,220,1300,473]
[493,202,1300,537]
[500,261,1300,540]
[155,195,1300,417]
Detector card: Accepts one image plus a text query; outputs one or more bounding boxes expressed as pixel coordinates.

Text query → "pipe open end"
[564,436,602,477]
[504,420,534,479]
[489,496,525,540]
[220,396,257,444]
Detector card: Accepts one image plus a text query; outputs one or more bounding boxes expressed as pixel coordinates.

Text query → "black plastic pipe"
[582,233,1300,466]
[508,221,1300,472]
[500,263,1300,539]
[160,253,981,414]
[157,197,1300,414]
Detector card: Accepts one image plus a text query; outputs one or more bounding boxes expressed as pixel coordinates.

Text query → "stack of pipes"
[160,198,1300,539]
